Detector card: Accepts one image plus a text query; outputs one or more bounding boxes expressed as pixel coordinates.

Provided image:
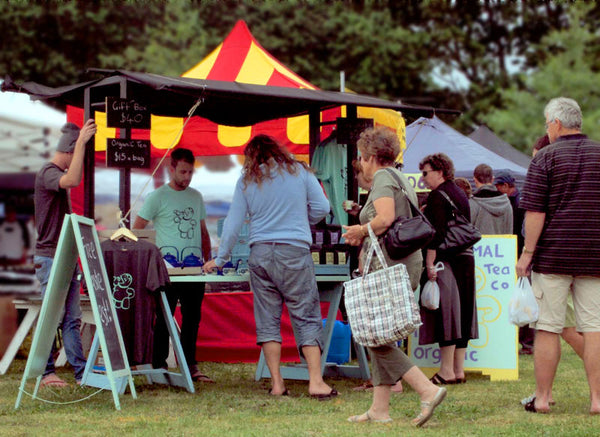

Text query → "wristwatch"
[522,247,535,255]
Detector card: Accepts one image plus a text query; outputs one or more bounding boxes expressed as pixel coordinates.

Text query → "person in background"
[34,120,97,387]
[517,97,600,414]
[419,153,478,386]
[469,163,512,235]
[454,177,472,199]
[134,148,213,383]
[343,159,373,217]
[0,202,30,265]
[203,135,336,399]
[343,127,446,427]
[531,133,550,157]
[494,168,532,355]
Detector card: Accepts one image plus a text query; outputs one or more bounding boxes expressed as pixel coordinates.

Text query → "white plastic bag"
[508,277,539,327]
[421,262,444,310]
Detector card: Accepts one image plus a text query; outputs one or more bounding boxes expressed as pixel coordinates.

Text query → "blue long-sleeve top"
[215,163,330,267]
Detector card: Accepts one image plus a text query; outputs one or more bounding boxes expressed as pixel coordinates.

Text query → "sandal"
[352,380,374,391]
[430,373,456,385]
[41,373,69,388]
[412,387,447,427]
[348,411,393,424]
[268,388,289,396]
[524,397,550,413]
[191,372,215,383]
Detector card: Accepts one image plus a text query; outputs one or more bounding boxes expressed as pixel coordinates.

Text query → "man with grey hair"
[517,97,600,414]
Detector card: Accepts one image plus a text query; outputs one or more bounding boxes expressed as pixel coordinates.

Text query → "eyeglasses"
[545,119,556,129]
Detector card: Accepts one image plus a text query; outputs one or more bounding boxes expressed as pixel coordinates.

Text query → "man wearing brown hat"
[34,119,96,387]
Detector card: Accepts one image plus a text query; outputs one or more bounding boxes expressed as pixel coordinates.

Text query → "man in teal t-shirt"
[134,148,213,383]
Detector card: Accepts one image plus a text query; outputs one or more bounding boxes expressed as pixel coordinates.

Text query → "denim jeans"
[248,243,323,354]
[34,255,87,380]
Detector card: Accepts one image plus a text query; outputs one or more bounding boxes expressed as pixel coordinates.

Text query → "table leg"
[0,306,40,375]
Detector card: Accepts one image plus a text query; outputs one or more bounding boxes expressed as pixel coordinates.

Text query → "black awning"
[2,70,459,127]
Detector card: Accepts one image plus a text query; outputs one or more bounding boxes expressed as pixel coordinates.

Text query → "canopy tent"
[60,20,409,160]
[177,20,408,159]
[403,116,528,188]
[468,124,531,169]
[3,70,455,218]
[0,83,63,175]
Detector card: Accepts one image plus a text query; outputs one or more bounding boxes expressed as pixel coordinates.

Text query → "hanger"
[110,212,138,242]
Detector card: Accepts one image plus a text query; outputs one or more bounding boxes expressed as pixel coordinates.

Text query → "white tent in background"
[0,83,65,176]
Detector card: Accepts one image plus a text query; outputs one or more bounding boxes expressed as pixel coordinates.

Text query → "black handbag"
[382,169,435,260]
[437,190,482,254]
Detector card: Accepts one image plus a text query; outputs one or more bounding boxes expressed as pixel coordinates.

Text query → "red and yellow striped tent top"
[67,20,405,161]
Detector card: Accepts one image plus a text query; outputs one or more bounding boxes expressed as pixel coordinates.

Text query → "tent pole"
[308,109,320,164]
[346,105,357,217]
[118,78,131,227]
[83,88,95,219]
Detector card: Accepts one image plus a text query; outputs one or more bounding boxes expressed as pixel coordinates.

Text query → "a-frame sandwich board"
[15,214,136,410]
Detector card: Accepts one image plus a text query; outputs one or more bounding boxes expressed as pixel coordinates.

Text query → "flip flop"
[521,394,555,406]
[347,411,393,424]
[41,373,69,388]
[524,397,549,413]
[430,373,456,385]
[310,388,338,401]
[352,381,374,391]
[268,388,289,396]
[412,387,447,427]
[191,372,215,383]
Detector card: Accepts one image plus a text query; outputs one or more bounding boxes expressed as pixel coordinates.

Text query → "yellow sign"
[408,235,519,381]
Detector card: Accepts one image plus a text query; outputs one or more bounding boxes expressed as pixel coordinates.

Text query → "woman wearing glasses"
[418,153,478,385]
[343,127,447,427]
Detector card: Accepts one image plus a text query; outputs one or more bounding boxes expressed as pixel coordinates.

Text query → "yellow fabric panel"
[270,58,315,90]
[249,42,315,89]
[295,154,309,164]
[286,115,309,144]
[151,115,184,149]
[181,44,222,79]
[93,112,115,151]
[236,42,275,85]
[218,125,252,147]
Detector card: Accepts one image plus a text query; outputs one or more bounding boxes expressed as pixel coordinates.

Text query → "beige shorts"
[531,273,600,333]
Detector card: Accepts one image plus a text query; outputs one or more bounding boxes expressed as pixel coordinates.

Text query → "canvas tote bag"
[344,224,422,347]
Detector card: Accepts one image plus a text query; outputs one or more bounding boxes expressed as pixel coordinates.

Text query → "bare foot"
[308,381,334,397]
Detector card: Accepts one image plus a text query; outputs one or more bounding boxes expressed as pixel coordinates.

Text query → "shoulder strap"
[438,189,468,220]
[384,168,422,218]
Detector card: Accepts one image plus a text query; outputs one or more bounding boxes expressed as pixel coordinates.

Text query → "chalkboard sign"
[106,97,151,129]
[15,214,134,410]
[336,118,374,144]
[75,218,126,371]
[106,138,151,169]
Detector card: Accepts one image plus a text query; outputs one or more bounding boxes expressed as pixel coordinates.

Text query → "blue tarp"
[402,116,528,186]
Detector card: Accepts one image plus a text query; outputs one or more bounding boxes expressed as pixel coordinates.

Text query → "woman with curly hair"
[418,153,478,385]
[343,127,447,427]
[203,134,337,399]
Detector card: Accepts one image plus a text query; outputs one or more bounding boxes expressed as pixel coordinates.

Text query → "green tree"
[485,3,600,152]
[0,1,165,86]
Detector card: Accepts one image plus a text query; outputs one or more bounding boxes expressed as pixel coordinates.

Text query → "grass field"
[1,341,598,437]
